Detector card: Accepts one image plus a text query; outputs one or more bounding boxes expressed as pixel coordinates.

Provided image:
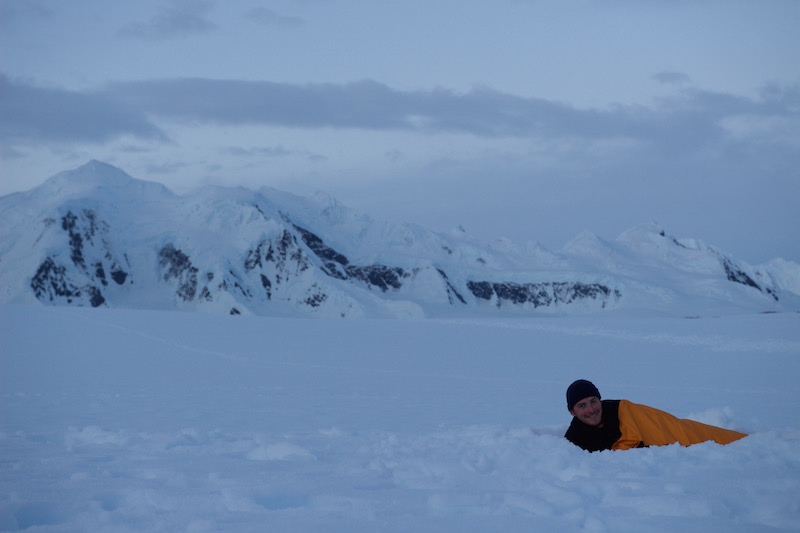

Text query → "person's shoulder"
[602,399,622,425]
[602,399,621,410]
[565,417,580,439]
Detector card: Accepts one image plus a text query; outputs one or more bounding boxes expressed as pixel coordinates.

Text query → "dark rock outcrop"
[159,243,198,301]
[467,280,619,309]
[291,221,409,292]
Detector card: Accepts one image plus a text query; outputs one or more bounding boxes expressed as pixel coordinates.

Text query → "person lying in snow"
[564,379,747,452]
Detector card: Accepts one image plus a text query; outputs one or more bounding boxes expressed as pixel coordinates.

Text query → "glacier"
[1,305,798,531]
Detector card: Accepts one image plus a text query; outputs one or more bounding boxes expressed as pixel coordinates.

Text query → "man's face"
[570,396,602,427]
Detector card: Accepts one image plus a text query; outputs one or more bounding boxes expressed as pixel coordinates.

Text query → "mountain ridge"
[1,161,798,318]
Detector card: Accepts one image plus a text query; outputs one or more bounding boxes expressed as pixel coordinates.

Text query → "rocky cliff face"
[466,280,618,309]
[30,209,131,308]
[2,161,797,317]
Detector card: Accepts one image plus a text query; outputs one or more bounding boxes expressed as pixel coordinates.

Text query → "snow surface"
[2,304,799,532]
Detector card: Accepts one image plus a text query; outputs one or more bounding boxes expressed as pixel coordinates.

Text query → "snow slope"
[2,305,799,532]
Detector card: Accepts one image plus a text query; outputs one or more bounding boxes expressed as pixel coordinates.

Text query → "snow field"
[1,305,799,531]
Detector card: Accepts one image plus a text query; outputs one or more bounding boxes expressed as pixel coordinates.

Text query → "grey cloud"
[4,74,798,157]
[759,82,800,109]
[118,0,217,40]
[145,160,191,174]
[106,77,800,150]
[224,145,325,162]
[385,149,405,162]
[106,78,635,138]
[0,74,167,145]
[109,78,420,130]
[649,86,800,152]
[0,2,53,27]
[245,7,305,27]
[225,145,293,157]
[653,71,691,85]
[1,144,24,158]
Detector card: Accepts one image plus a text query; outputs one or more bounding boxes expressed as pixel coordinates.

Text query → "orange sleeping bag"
[613,399,747,450]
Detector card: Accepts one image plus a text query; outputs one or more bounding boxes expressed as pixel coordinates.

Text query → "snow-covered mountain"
[1,160,798,318]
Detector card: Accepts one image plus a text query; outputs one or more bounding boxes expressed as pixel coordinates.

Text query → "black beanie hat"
[567,379,601,411]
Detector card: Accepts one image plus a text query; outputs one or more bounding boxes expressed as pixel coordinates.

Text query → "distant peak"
[51,160,134,184]
[32,160,174,201]
[647,220,665,236]
[615,222,671,243]
[85,159,115,169]
[566,230,602,245]
[76,159,123,172]
[447,225,477,242]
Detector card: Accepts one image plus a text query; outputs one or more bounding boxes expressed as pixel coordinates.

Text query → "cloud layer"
[117,0,217,40]
[3,74,798,154]
[0,75,166,144]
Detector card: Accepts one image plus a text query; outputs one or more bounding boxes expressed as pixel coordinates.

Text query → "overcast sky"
[1,0,799,263]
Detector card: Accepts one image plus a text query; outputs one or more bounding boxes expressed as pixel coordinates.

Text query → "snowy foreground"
[1,305,799,532]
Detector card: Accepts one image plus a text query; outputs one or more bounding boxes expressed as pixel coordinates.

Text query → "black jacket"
[564,399,625,452]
